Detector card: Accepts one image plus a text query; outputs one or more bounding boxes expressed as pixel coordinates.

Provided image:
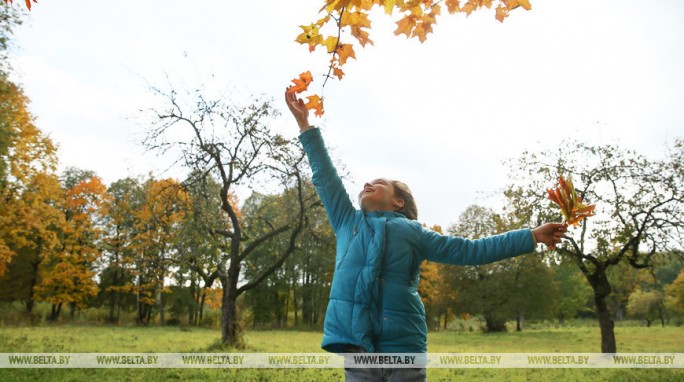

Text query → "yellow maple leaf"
[341,11,372,29]
[322,0,350,14]
[295,24,323,52]
[322,36,339,53]
[305,95,325,117]
[517,0,532,10]
[384,0,396,15]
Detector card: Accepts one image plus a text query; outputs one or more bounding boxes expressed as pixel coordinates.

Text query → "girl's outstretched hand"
[531,223,567,250]
[285,88,311,132]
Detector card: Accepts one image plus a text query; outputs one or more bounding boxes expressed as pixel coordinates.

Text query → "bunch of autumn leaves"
[547,176,596,228]
[287,0,533,116]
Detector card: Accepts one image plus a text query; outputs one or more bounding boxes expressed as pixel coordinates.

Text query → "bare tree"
[142,84,315,346]
[505,139,684,352]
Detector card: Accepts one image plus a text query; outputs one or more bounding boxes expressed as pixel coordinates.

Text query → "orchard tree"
[552,262,592,324]
[143,84,316,346]
[664,270,684,316]
[444,205,557,332]
[504,139,684,352]
[626,288,664,327]
[130,177,188,325]
[418,225,461,330]
[242,183,333,329]
[99,177,142,323]
[171,174,230,326]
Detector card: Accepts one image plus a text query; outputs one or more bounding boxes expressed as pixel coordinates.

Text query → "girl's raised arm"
[285,90,356,233]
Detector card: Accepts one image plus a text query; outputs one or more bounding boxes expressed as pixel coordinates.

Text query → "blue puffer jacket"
[299,127,536,354]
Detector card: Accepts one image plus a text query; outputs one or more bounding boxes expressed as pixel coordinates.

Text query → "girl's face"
[359,178,405,212]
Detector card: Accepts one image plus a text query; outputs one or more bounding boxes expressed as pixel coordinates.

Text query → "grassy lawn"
[0,324,683,381]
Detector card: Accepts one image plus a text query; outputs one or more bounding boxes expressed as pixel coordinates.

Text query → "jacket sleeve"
[298,127,356,234]
[420,226,536,265]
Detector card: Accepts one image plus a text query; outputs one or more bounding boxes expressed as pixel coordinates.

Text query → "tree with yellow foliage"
[0,75,64,315]
[34,170,109,320]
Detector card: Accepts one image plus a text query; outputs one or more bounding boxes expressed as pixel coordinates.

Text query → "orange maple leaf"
[351,26,374,47]
[445,0,461,13]
[547,175,596,227]
[336,44,356,65]
[305,95,324,117]
[412,21,433,43]
[495,4,509,22]
[332,66,345,80]
[287,71,313,94]
[461,2,475,16]
[394,16,417,38]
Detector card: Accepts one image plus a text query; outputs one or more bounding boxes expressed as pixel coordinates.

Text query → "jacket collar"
[363,210,407,219]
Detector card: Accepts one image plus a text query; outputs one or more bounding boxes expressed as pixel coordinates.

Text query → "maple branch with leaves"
[288,0,533,116]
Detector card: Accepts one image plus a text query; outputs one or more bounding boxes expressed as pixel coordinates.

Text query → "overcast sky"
[8,0,684,229]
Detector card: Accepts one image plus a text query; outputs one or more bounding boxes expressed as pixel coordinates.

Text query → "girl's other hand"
[532,223,567,250]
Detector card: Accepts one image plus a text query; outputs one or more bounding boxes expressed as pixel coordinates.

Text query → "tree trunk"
[293,282,299,327]
[658,305,665,327]
[50,303,62,321]
[25,299,34,314]
[145,305,152,324]
[108,271,118,323]
[199,290,206,324]
[25,248,41,314]
[69,302,76,320]
[582,263,617,353]
[220,275,242,347]
[159,289,165,324]
[594,289,616,353]
[189,275,196,325]
[282,288,289,328]
[136,275,143,325]
[484,313,507,332]
[516,313,524,332]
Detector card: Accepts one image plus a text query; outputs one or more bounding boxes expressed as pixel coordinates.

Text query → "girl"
[285,90,566,382]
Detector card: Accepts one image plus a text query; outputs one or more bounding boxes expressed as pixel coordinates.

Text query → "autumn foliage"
[547,175,596,227]
[289,0,533,116]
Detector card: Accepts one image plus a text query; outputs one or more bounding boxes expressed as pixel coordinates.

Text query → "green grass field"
[1,324,683,381]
